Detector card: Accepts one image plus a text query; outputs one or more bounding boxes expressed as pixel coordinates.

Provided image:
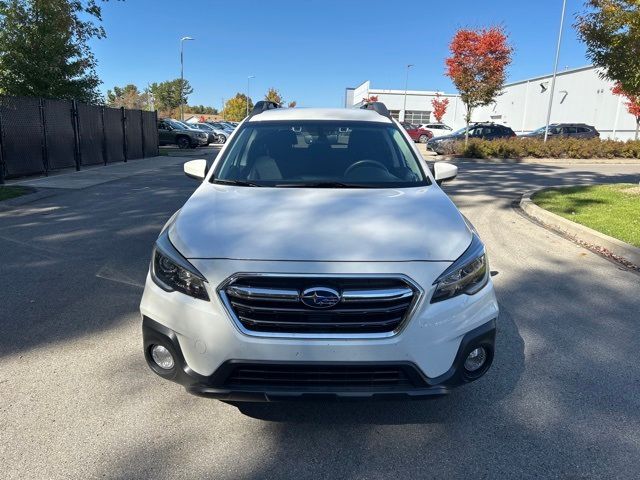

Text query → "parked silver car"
[190,123,229,144]
[521,123,600,139]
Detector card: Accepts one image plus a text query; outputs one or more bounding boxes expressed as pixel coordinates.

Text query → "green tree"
[223,93,253,121]
[0,0,105,103]
[106,84,150,109]
[576,1,640,123]
[186,104,218,115]
[264,87,296,107]
[149,78,193,117]
[264,87,283,105]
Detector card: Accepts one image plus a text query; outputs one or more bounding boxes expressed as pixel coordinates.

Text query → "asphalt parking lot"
[1,156,640,479]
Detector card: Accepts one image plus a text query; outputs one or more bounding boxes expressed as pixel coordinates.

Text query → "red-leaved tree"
[612,83,640,140]
[431,94,449,123]
[362,95,379,103]
[445,27,512,143]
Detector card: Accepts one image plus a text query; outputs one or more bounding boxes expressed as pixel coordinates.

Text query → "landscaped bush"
[442,137,640,159]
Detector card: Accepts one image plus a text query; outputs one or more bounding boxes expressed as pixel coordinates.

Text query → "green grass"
[533,183,640,247]
[0,186,31,201]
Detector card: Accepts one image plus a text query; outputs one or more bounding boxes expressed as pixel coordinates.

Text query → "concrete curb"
[520,185,640,267]
[0,187,60,212]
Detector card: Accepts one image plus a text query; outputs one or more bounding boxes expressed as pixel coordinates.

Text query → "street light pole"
[246,75,255,117]
[403,64,414,122]
[180,36,194,121]
[543,0,566,142]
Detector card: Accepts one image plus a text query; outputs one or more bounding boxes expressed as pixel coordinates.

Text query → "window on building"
[404,111,431,124]
[389,110,401,120]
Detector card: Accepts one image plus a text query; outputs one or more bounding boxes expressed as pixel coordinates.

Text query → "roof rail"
[249,100,281,118]
[360,101,391,118]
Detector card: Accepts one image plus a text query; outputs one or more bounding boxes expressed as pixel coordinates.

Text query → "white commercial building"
[345,66,639,140]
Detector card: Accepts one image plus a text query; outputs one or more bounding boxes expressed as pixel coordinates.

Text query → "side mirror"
[183,159,207,181]
[433,162,458,185]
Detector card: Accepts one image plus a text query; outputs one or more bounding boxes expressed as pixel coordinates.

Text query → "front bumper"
[143,316,496,401]
[140,259,500,401]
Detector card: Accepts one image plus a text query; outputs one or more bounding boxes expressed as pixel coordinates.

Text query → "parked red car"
[401,122,434,143]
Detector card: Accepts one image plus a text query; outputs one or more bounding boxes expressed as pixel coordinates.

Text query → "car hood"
[168,183,472,262]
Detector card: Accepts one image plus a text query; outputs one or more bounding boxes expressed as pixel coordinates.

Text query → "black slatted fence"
[142,111,160,157]
[77,103,105,166]
[43,99,76,171]
[104,107,126,164]
[125,109,143,160]
[0,95,159,182]
[0,96,44,178]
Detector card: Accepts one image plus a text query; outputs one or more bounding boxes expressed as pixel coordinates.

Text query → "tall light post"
[543,0,566,142]
[403,64,414,122]
[180,36,194,121]
[246,75,255,117]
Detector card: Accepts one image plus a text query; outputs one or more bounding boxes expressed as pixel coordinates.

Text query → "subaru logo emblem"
[301,287,341,309]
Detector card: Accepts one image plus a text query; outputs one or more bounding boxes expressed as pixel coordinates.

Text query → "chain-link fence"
[0,95,159,181]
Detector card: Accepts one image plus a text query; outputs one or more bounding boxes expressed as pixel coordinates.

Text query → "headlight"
[150,230,209,301]
[431,234,489,303]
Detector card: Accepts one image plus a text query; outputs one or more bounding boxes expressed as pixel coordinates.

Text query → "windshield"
[212,121,430,188]
[450,127,467,136]
[165,119,188,130]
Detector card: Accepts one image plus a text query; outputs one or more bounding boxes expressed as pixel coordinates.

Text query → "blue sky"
[92,0,590,109]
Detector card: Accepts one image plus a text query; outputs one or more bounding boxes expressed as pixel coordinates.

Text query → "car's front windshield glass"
[532,126,547,134]
[166,120,186,129]
[450,127,467,136]
[212,121,430,188]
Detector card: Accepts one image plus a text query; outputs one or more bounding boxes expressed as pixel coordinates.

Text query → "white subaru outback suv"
[140,101,499,401]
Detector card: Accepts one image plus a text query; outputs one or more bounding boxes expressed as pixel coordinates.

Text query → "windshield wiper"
[274,182,369,188]
[213,179,262,187]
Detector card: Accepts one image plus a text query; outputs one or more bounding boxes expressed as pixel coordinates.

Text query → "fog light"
[151,345,175,370]
[464,347,487,372]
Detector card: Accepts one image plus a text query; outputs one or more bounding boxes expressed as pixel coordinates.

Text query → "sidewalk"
[7,155,196,190]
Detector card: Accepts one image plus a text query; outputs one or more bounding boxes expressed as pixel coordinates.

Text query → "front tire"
[177,136,191,149]
[419,134,429,143]
[217,134,227,144]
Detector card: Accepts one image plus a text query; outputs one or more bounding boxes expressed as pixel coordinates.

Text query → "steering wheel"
[344,160,388,176]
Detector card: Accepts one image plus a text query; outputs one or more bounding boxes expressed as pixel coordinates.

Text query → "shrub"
[449,137,640,159]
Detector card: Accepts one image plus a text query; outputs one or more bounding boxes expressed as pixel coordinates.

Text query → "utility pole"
[543,0,566,142]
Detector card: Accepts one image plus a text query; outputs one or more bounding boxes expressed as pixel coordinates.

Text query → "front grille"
[219,275,419,335]
[223,364,424,389]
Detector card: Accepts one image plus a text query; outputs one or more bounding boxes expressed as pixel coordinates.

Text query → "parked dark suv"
[427,122,516,154]
[158,119,209,149]
[521,123,600,139]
